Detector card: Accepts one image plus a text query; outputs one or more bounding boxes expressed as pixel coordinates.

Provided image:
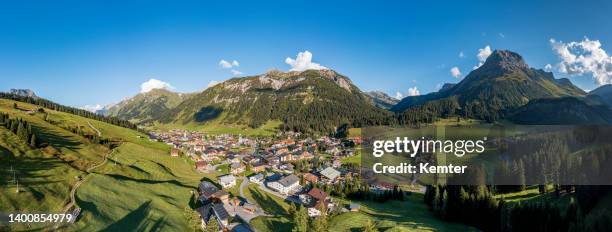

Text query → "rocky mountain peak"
[10,89,38,99]
[481,50,529,72]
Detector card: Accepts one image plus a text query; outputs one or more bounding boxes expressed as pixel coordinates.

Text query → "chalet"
[249,173,265,184]
[267,174,300,195]
[303,173,318,184]
[279,163,294,173]
[196,202,230,230]
[230,162,245,175]
[218,175,236,188]
[195,161,208,171]
[198,181,220,203]
[279,153,293,162]
[211,190,230,204]
[369,180,395,192]
[295,150,314,160]
[320,167,341,182]
[251,162,266,173]
[170,148,179,157]
[302,187,330,210]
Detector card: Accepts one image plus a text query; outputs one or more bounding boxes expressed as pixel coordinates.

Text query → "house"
[249,173,265,184]
[211,190,230,204]
[303,173,318,184]
[267,174,300,195]
[320,167,341,181]
[279,163,294,173]
[198,181,220,203]
[304,188,330,210]
[230,162,245,175]
[170,148,179,157]
[196,202,230,230]
[295,150,314,160]
[251,162,266,173]
[195,161,208,171]
[279,153,293,162]
[218,175,236,188]
[308,207,321,217]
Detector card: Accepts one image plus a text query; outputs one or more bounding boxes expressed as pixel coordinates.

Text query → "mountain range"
[365,91,400,110]
[103,89,194,123]
[392,50,586,122]
[7,49,611,133]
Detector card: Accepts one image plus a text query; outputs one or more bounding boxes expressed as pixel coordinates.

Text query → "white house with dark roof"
[267,174,300,195]
[218,174,236,188]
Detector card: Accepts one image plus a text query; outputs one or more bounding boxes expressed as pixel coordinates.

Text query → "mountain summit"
[392,49,585,121]
[9,89,38,99]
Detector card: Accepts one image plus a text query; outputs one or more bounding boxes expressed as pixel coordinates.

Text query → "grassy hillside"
[0,99,202,231]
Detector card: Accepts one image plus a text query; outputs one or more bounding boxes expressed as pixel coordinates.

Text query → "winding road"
[62,121,115,213]
[87,121,102,136]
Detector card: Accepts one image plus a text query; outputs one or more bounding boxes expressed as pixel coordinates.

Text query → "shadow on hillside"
[105,174,193,188]
[249,188,288,216]
[199,176,222,189]
[194,106,222,122]
[34,127,82,150]
[101,200,166,232]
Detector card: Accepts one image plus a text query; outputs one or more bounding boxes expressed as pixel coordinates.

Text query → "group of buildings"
[152,130,362,230]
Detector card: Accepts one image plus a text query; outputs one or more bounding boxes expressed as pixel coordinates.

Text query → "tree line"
[0,112,39,147]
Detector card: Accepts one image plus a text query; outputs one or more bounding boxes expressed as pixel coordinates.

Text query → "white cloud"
[459,51,465,58]
[544,64,553,72]
[285,50,327,71]
[219,59,239,69]
[450,66,462,78]
[407,86,420,96]
[473,45,493,69]
[80,104,104,113]
[550,37,612,85]
[394,91,403,100]
[140,78,174,93]
[219,59,242,75]
[230,70,243,75]
[219,60,232,68]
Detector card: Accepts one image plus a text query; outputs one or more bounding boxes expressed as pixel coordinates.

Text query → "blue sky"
[2,0,612,109]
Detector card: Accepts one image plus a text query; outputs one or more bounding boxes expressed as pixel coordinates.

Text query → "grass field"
[329,194,476,232]
[245,184,294,232]
[149,118,282,136]
[0,99,204,231]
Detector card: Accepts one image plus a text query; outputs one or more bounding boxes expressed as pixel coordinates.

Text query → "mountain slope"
[0,98,203,231]
[365,91,400,110]
[392,50,586,121]
[158,69,392,133]
[106,89,194,123]
[588,84,612,107]
[509,97,612,125]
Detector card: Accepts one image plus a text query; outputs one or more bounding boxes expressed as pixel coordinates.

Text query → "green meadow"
[0,99,203,231]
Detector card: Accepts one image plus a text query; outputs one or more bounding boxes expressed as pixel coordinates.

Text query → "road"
[239,176,250,203]
[54,122,115,231]
[87,121,101,136]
